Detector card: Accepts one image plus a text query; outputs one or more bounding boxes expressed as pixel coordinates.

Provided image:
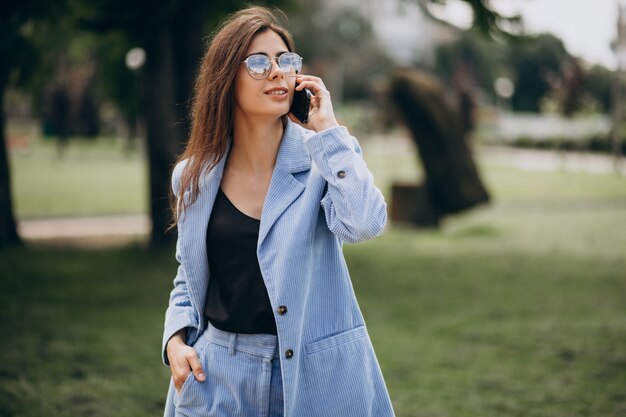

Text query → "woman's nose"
[267,58,284,80]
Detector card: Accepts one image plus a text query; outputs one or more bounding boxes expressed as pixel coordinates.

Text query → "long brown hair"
[169,6,295,228]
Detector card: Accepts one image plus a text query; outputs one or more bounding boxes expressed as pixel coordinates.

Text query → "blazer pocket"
[305,325,367,355]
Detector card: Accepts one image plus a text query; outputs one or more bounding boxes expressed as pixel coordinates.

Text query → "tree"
[0,0,67,249]
[506,33,570,112]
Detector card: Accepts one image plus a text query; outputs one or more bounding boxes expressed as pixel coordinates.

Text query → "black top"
[204,188,277,335]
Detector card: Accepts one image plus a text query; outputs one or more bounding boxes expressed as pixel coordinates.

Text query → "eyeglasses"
[242,52,303,80]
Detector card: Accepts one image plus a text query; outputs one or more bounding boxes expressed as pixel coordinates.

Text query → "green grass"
[2,133,626,416]
[9,136,148,218]
[0,244,174,417]
[349,212,626,417]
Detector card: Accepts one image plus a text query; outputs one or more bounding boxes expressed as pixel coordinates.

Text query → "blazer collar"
[274,118,312,174]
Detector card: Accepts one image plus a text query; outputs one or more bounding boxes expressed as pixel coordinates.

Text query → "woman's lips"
[265,87,288,100]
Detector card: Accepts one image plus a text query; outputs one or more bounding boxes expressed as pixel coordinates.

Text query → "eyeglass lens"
[246,53,301,79]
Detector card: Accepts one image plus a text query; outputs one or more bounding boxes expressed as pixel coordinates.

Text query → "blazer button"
[277,305,288,315]
[285,349,294,359]
[337,170,346,179]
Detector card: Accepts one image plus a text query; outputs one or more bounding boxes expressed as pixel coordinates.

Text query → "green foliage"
[507,34,570,112]
[5,0,296,136]
[0,0,68,86]
[427,2,610,116]
[89,30,140,123]
[584,65,613,113]
[434,28,507,101]
[289,2,393,101]
[492,133,626,154]
[19,17,106,135]
[434,31,603,115]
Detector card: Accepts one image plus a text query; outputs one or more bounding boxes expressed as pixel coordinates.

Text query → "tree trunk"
[390,69,490,222]
[143,29,185,246]
[0,82,21,249]
[136,2,236,246]
[390,183,440,227]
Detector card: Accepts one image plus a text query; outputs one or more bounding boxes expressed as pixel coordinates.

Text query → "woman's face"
[233,30,296,121]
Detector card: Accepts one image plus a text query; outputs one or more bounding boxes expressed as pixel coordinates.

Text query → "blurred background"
[1,0,625,416]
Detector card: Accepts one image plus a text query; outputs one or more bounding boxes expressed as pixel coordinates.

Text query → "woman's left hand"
[288,75,339,133]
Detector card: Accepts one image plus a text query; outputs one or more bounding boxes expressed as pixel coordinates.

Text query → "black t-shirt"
[204,187,277,335]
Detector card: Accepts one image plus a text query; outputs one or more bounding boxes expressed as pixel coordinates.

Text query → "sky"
[441,0,624,69]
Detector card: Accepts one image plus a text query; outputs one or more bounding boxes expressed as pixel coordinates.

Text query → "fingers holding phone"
[290,86,312,124]
[288,75,339,132]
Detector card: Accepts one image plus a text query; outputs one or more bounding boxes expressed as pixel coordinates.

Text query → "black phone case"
[290,87,312,124]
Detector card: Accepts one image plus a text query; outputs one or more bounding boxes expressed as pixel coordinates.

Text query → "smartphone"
[290,86,312,124]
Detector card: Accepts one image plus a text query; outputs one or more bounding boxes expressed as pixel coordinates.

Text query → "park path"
[17,146,622,242]
[475,146,622,175]
[19,214,150,242]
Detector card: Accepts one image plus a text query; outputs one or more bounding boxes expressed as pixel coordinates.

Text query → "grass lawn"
[2,133,626,416]
[9,136,148,218]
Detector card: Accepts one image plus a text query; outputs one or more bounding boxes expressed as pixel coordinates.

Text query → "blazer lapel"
[178,148,229,330]
[258,120,311,246]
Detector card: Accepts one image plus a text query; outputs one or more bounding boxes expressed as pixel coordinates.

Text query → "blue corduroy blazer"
[162,120,395,417]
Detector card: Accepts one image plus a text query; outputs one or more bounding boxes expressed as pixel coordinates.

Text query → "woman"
[162,6,395,417]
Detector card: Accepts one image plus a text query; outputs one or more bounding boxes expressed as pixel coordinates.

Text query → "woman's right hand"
[166,330,206,392]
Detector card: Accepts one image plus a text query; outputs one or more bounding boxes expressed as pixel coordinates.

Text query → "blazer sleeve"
[304,126,387,244]
[161,161,199,366]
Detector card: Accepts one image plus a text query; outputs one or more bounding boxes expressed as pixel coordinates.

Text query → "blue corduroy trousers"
[173,322,284,417]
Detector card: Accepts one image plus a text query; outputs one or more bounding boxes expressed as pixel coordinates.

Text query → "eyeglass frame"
[241,52,303,80]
